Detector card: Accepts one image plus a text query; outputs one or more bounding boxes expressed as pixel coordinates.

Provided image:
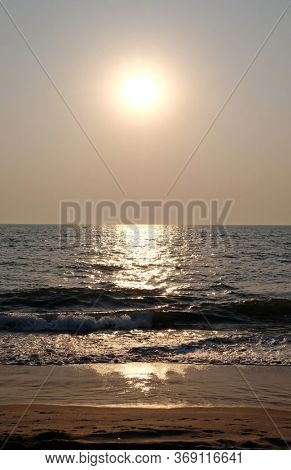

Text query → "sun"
[123,74,161,109]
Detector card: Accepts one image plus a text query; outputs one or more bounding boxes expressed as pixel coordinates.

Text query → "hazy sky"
[0,0,290,224]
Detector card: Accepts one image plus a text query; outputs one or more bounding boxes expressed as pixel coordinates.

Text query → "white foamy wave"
[0,312,152,333]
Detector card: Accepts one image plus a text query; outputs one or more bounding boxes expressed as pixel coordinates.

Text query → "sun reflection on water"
[68,225,201,295]
[86,363,195,395]
[117,363,170,393]
[113,225,177,291]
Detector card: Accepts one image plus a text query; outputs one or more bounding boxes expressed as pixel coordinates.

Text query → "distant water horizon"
[0,224,290,366]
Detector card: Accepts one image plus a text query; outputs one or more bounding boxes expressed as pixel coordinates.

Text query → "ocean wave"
[0,286,164,311]
[0,296,290,333]
[0,286,290,312]
[0,312,152,333]
[218,298,291,320]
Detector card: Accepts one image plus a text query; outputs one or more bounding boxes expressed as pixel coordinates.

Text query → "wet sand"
[0,405,290,449]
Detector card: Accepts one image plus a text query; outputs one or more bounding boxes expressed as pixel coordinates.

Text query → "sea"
[0,224,290,367]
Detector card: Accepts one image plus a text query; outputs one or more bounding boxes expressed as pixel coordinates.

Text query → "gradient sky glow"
[0,0,290,224]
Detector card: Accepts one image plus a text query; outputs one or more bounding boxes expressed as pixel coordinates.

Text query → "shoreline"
[1,404,290,450]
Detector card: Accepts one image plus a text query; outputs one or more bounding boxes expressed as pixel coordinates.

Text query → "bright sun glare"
[123,74,161,109]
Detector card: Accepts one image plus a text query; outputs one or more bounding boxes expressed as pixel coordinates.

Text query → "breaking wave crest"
[0,296,290,333]
[0,312,152,333]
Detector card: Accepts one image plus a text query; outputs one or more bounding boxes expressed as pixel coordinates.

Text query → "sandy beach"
[0,364,290,449]
[1,405,290,449]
